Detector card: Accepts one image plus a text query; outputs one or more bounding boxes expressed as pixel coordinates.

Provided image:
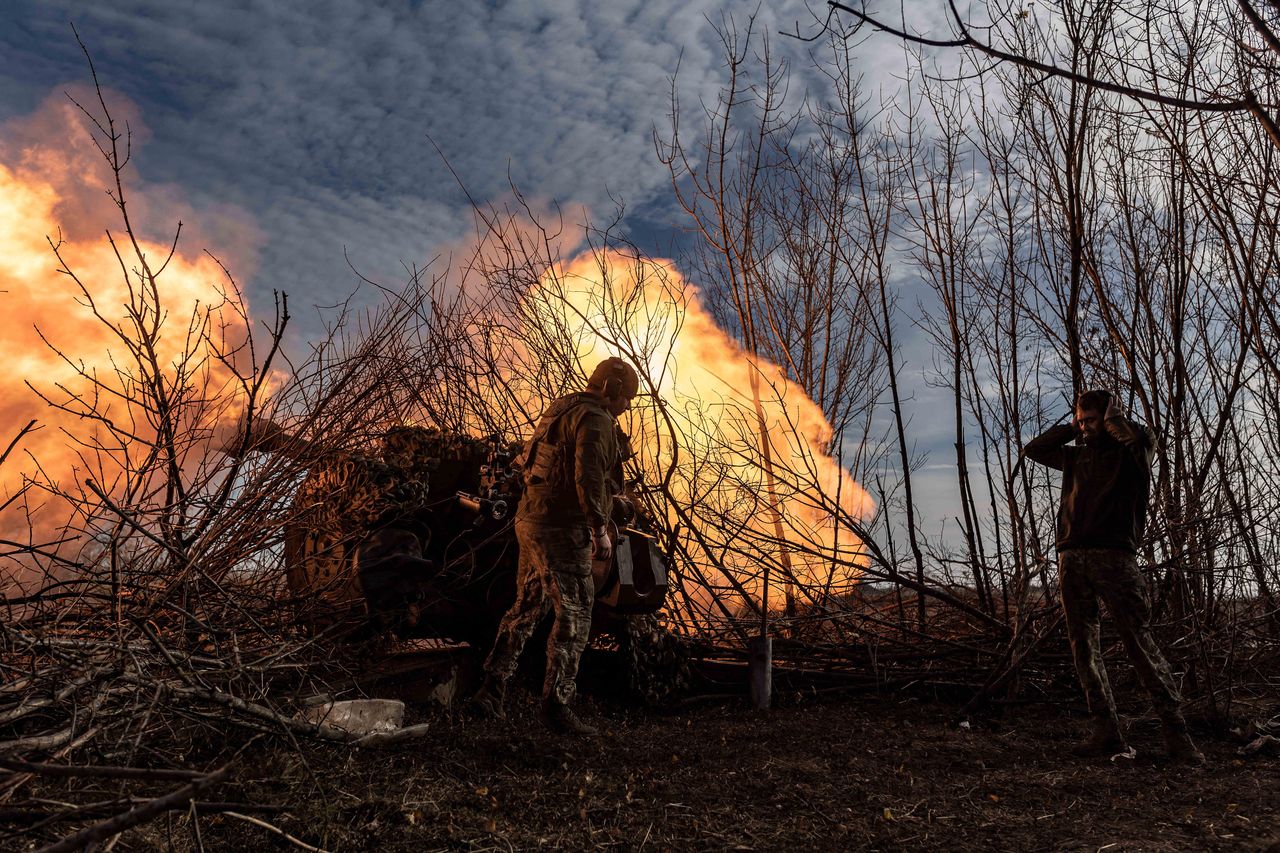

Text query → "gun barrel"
[456,492,509,521]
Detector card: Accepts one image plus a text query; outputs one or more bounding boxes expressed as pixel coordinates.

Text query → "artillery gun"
[278,426,675,679]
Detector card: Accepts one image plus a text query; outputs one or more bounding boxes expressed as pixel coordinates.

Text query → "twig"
[351,722,433,748]
[0,726,77,754]
[219,811,332,853]
[0,728,100,803]
[0,757,205,782]
[0,420,37,467]
[0,799,284,828]
[34,764,230,853]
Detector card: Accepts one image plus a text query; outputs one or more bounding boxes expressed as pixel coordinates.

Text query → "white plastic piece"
[301,699,405,736]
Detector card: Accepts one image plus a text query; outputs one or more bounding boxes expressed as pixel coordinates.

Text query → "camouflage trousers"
[484,521,595,704]
[1059,548,1184,726]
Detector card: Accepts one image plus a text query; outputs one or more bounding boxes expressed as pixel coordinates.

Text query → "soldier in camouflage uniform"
[471,357,639,735]
[1023,390,1203,764]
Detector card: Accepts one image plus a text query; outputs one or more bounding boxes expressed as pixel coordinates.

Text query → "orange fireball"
[523,249,874,612]
[0,89,261,570]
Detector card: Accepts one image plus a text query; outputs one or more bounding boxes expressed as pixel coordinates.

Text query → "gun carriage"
[282,428,670,651]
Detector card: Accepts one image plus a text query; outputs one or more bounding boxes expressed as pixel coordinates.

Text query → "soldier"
[1023,389,1203,763]
[470,357,639,735]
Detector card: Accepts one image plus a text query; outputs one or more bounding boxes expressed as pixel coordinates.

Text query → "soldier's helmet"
[587,357,640,400]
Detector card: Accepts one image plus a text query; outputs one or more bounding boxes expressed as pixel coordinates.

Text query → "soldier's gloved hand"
[1104,394,1125,421]
[593,524,613,562]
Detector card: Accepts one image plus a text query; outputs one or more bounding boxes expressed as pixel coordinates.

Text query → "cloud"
[0,1,906,313]
[0,0,988,548]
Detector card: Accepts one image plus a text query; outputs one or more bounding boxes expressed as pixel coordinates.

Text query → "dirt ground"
[42,684,1274,853]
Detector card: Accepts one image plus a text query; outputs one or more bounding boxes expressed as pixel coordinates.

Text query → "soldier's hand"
[593,524,613,562]
[1104,394,1124,421]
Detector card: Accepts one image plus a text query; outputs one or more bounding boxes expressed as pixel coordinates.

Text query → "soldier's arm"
[1104,409,1156,466]
[610,424,632,492]
[1021,423,1076,470]
[570,409,616,528]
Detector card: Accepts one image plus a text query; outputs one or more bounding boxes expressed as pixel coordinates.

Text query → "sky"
[1,0,902,315]
[1,0,973,535]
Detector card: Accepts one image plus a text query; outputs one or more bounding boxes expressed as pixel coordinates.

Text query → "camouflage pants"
[484,521,595,704]
[1059,548,1184,726]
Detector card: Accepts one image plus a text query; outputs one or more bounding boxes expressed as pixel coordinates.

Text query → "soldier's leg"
[1096,554,1202,762]
[1060,550,1119,728]
[1094,552,1182,714]
[539,526,595,705]
[543,569,595,705]
[482,528,552,684]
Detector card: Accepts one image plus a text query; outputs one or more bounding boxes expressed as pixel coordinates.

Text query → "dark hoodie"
[1022,417,1157,554]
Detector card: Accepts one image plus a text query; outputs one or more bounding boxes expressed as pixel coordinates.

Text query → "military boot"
[541,698,599,736]
[468,675,506,720]
[1162,721,1205,765]
[1071,715,1127,758]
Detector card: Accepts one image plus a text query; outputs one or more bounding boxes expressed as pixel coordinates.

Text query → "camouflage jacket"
[516,392,625,529]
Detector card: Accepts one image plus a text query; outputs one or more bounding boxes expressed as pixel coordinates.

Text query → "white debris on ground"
[300,699,406,736]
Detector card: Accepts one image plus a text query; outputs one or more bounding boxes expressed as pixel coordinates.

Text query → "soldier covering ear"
[1023,389,1202,764]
